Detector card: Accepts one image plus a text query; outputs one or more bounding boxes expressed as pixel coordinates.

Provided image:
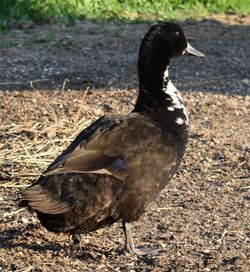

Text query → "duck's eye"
[175,31,180,37]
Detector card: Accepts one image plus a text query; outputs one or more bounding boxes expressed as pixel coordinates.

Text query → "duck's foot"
[122,222,165,256]
[125,243,164,256]
[69,233,82,255]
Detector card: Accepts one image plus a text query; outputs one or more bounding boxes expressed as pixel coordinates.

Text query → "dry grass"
[0,88,132,185]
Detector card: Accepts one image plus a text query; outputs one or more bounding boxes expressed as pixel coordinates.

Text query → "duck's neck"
[137,37,169,96]
[134,41,168,111]
[134,63,189,126]
[134,33,189,126]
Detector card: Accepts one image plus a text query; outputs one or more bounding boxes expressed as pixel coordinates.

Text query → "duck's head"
[138,21,204,92]
[140,21,204,61]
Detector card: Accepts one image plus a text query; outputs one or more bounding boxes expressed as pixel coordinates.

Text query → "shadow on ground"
[0,18,249,94]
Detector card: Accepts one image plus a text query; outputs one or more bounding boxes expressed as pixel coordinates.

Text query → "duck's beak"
[183,42,204,57]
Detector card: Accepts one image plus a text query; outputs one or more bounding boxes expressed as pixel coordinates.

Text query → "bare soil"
[0,16,249,272]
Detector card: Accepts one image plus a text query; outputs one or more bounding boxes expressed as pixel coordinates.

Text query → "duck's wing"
[43,114,162,181]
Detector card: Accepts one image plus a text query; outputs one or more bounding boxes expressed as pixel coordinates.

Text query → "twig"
[74,86,90,123]
[0,79,49,86]
[3,208,26,217]
[217,228,228,248]
[20,141,35,163]
[61,78,69,93]
[16,266,34,272]
[36,91,58,123]
[0,182,28,188]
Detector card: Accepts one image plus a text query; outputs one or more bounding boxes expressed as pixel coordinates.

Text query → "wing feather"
[43,114,162,180]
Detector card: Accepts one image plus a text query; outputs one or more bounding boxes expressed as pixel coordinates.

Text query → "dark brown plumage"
[20,21,204,255]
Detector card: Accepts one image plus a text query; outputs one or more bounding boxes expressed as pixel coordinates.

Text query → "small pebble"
[21,217,29,224]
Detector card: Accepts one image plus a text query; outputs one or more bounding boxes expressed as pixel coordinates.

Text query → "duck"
[20,21,204,255]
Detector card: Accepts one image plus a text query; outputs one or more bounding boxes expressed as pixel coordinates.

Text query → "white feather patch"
[175,117,185,125]
[162,67,189,124]
[167,106,175,111]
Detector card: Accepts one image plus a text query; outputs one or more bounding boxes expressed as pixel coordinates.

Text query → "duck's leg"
[122,222,164,255]
[70,233,82,254]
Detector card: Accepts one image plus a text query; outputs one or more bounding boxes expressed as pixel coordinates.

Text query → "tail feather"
[22,184,71,214]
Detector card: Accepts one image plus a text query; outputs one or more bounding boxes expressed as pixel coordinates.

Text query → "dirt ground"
[0,16,249,271]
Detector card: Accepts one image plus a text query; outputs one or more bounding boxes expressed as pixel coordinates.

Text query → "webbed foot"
[122,222,165,256]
